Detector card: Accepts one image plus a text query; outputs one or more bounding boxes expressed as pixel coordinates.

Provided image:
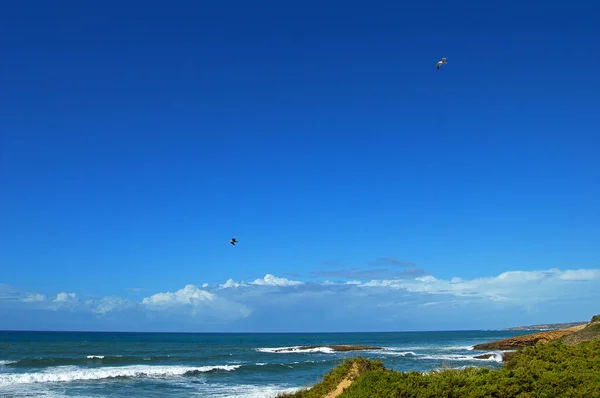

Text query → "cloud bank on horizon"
[2,261,599,332]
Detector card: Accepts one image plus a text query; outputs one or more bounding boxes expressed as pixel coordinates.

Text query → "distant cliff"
[505,321,587,331]
[474,315,600,351]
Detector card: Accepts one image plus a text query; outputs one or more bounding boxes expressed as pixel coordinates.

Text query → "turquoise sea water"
[0,330,532,397]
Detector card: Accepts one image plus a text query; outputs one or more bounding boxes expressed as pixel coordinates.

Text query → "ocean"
[0,330,532,397]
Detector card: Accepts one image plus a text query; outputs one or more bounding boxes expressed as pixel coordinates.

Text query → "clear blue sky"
[1,0,599,332]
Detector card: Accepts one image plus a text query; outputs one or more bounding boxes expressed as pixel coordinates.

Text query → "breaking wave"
[0,364,241,387]
[440,345,475,351]
[418,352,503,363]
[375,350,419,357]
[187,383,303,398]
[256,346,335,354]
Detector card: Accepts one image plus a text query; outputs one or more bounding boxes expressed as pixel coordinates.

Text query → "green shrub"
[283,338,600,398]
[276,356,385,398]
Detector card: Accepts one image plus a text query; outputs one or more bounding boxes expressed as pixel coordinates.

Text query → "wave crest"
[418,352,503,363]
[0,364,241,386]
[256,346,335,354]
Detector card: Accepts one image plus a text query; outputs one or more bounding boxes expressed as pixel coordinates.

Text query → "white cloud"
[142,285,215,307]
[250,274,302,287]
[220,279,246,289]
[559,269,599,281]
[93,296,134,315]
[357,268,600,303]
[141,284,251,321]
[7,267,600,331]
[54,292,78,303]
[219,274,302,289]
[22,293,46,302]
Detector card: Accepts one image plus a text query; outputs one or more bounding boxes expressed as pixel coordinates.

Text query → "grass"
[279,337,600,398]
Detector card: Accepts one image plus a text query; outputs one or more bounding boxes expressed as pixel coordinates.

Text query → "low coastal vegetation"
[278,314,600,398]
[278,357,386,398]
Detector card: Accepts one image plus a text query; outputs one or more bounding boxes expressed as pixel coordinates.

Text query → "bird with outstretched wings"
[436,57,447,69]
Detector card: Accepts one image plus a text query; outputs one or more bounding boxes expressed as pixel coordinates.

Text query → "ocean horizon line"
[0,328,507,334]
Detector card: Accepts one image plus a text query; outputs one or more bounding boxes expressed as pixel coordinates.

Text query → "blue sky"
[1,0,599,332]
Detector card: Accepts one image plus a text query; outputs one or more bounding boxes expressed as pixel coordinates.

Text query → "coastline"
[278,314,600,398]
[2,321,598,397]
[0,329,510,398]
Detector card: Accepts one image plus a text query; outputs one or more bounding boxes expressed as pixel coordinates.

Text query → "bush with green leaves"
[280,338,600,398]
[277,356,385,398]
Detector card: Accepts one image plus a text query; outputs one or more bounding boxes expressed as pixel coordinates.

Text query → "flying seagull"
[436,57,447,70]
[230,238,237,246]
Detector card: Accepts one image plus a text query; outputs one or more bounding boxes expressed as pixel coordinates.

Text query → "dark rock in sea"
[271,345,382,353]
[473,354,495,360]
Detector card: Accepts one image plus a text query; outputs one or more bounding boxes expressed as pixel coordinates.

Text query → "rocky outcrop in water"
[271,345,382,353]
[473,354,496,360]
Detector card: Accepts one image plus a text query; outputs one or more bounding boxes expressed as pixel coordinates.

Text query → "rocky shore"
[474,314,600,351]
[473,324,586,350]
[278,314,600,398]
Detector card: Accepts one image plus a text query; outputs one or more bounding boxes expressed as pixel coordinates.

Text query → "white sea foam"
[0,364,241,387]
[439,345,475,351]
[0,360,16,366]
[385,345,430,350]
[2,379,300,398]
[375,350,419,357]
[0,387,77,398]
[256,344,476,356]
[255,346,335,354]
[85,355,105,359]
[189,382,304,398]
[418,352,503,363]
[385,345,474,351]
